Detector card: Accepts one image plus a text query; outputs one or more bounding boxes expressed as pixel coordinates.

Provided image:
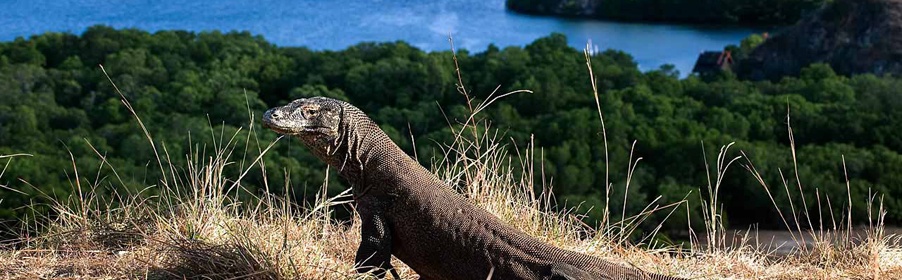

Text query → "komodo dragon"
[263,97,686,280]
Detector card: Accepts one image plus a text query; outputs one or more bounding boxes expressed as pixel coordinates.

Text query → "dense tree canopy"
[1,27,900,237]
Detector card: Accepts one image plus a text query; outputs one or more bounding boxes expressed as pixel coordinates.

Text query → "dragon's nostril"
[271,111,281,118]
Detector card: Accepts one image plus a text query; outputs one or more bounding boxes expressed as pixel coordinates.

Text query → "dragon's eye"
[304,108,317,117]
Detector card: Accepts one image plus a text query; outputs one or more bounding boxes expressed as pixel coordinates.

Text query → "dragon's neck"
[301,110,401,190]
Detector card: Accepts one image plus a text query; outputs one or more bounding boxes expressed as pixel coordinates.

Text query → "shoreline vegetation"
[506,0,830,25]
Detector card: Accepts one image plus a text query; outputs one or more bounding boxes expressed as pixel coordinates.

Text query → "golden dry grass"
[0,49,900,280]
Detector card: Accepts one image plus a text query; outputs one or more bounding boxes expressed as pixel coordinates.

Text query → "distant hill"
[737,0,902,80]
[506,0,826,25]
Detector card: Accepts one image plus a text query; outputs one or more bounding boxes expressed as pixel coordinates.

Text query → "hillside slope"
[737,0,902,80]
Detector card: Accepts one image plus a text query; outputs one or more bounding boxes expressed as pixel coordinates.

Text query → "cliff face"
[737,0,902,80]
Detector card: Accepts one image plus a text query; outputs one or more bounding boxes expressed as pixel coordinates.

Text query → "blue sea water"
[0,0,762,76]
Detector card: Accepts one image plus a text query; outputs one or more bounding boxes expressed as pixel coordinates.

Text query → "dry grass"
[0,49,900,280]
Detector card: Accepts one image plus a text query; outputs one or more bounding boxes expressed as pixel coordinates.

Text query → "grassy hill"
[1,75,899,278]
[0,27,901,278]
[3,28,902,233]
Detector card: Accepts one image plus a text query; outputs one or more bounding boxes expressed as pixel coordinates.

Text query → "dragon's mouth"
[262,118,298,135]
[262,124,296,135]
[263,122,332,136]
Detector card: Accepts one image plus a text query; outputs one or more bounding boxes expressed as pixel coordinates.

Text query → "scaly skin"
[263,97,686,280]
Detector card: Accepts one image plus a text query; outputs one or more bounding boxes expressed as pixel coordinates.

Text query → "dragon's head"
[263,97,343,143]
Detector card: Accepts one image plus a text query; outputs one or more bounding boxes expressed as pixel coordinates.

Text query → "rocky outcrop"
[736,0,902,80]
[506,0,823,24]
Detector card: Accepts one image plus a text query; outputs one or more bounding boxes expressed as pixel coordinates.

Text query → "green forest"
[507,0,829,25]
[1,26,900,236]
